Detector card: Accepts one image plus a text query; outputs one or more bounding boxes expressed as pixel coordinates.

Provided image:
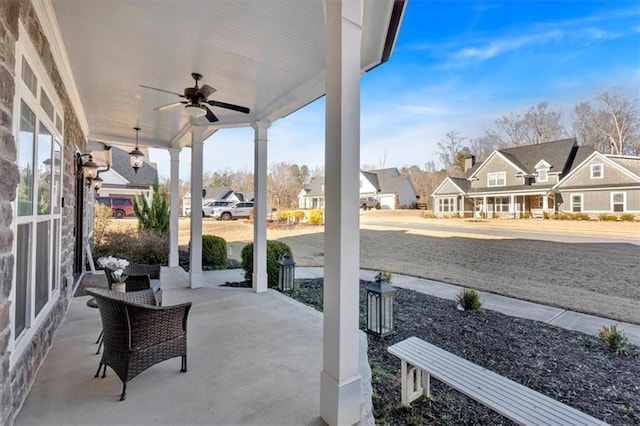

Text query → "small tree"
[93,201,113,246]
[134,184,170,234]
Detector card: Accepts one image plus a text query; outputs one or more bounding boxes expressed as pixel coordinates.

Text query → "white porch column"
[252,121,269,293]
[169,147,181,268]
[321,1,362,425]
[510,194,515,218]
[459,195,465,218]
[189,126,205,288]
[542,193,549,211]
[483,195,487,217]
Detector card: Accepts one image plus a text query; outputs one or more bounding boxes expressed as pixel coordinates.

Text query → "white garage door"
[379,195,395,210]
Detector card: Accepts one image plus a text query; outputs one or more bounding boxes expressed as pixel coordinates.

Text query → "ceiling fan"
[139,72,250,123]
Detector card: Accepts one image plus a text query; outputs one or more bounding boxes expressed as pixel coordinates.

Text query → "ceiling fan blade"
[198,84,217,99]
[153,101,186,111]
[139,85,185,98]
[202,104,219,123]
[208,100,250,114]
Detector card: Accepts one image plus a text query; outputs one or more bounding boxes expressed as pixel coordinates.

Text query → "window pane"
[613,193,624,203]
[15,224,31,337]
[37,123,53,215]
[55,113,63,133]
[52,141,62,213]
[35,221,50,315]
[21,57,37,96]
[40,89,54,121]
[18,100,36,216]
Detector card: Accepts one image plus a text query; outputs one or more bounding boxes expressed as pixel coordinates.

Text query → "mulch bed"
[287,278,640,425]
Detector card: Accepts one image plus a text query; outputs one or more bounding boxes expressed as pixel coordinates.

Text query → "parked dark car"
[96,197,135,218]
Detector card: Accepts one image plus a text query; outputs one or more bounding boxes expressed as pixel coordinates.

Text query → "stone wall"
[0,1,87,424]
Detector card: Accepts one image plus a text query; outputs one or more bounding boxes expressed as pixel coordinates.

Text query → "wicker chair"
[86,288,192,401]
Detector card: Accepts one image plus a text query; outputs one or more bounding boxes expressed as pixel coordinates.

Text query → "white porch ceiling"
[42,0,405,150]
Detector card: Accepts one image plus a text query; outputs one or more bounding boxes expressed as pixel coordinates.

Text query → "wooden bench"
[531,208,544,219]
[387,337,608,426]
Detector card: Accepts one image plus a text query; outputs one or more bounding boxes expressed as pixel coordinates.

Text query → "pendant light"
[129,126,144,174]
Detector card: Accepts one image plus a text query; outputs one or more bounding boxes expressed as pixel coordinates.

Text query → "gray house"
[94,145,158,201]
[553,151,640,214]
[432,138,639,218]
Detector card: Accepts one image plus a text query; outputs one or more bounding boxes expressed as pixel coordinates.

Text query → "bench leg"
[401,361,429,406]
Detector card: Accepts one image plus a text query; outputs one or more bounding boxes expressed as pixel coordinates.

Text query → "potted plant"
[97,256,129,292]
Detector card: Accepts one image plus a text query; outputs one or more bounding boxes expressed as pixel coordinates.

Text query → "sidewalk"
[295,267,640,346]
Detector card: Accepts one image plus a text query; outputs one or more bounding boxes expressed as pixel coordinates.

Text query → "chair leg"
[101,364,107,378]
[95,329,103,344]
[96,334,103,355]
[181,355,187,372]
[120,383,127,401]
[95,363,102,378]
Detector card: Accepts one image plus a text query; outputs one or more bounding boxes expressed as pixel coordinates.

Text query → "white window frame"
[570,193,583,212]
[487,171,506,187]
[611,192,626,213]
[590,164,603,179]
[537,168,548,182]
[438,197,454,213]
[10,23,64,367]
[494,197,510,213]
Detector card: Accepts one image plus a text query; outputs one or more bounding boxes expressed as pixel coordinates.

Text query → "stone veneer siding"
[0,1,88,424]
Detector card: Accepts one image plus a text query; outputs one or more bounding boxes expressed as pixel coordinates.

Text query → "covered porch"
[468,192,556,218]
[15,268,373,425]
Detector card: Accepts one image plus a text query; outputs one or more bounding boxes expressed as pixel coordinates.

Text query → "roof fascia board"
[467,150,526,179]
[32,0,89,137]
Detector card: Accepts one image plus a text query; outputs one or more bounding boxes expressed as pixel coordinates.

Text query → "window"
[11,33,64,360]
[487,172,506,187]
[612,192,625,213]
[438,198,454,213]
[495,197,510,212]
[591,164,603,179]
[571,194,583,212]
[538,168,548,182]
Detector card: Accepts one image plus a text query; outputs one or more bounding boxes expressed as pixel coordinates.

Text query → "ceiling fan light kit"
[140,72,250,124]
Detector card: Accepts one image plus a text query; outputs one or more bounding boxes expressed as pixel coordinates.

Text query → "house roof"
[498,138,577,175]
[363,168,411,194]
[303,177,325,197]
[110,145,158,186]
[566,145,597,174]
[204,187,234,200]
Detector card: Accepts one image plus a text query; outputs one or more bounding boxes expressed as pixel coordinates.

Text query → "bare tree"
[485,102,567,147]
[400,161,448,209]
[468,136,495,162]
[267,162,311,210]
[378,145,389,169]
[572,102,609,153]
[437,130,467,176]
[596,90,639,155]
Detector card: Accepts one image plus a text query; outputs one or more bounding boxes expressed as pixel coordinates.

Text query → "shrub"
[93,201,113,246]
[308,209,324,225]
[620,213,635,222]
[94,228,169,265]
[551,212,569,220]
[421,211,436,219]
[568,212,590,221]
[598,324,628,355]
[202,235,228,270]
[542,211,550,220]
[278,210,306,224]
[601,214,618,222]
[456,288,482,311]
[241,240,292,288]
[381,269,392,283]
[134,184,170,234]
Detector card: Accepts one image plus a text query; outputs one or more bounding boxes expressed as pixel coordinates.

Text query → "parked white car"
[202,200,233,217]
[212,201,254,220]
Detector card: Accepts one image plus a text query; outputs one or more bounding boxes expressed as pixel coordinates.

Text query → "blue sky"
[150,0,640,181]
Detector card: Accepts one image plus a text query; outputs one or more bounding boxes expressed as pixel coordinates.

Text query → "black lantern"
[77,154,99,186]
[365,273,396,337]
[278,253,296,292]
[129,126,144,174]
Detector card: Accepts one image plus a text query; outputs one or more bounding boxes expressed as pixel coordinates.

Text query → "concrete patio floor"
[15,267,373,426]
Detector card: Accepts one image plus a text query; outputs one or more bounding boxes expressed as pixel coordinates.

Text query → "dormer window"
[538,168,548,182]
[487,172,506,187]
[591,164,603,179]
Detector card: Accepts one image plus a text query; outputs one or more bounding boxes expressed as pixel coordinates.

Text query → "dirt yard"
[110,211,640,324]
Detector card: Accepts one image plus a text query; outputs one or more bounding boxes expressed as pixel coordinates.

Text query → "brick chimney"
[464,155,476,171]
